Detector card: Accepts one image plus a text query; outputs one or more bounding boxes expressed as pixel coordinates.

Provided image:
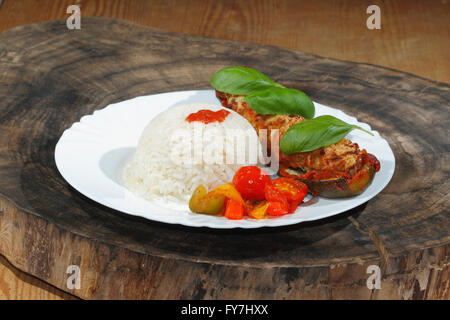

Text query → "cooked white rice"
[123,103,261,204]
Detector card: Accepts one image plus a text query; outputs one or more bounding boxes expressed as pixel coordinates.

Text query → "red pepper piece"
[225,198,244,220]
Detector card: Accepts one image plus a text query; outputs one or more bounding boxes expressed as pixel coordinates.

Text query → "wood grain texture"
[0,0,448,83]
[0,17,448,300]
[0,254,76,300]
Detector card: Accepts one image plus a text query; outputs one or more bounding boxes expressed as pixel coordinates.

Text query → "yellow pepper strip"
[207,183,245,206]
[249,201,270,219]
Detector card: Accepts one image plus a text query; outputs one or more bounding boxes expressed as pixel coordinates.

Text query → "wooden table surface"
[0,0,448,300]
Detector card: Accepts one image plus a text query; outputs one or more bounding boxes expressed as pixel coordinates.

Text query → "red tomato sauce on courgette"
[185,109,230,124]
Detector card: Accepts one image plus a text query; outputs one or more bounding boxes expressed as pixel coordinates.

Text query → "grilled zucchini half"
[280,163,378,198]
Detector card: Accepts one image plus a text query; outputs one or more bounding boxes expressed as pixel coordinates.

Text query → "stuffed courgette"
[216,90,381,198]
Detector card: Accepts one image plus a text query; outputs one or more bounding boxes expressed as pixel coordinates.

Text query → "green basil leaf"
[245,87,315,119]
[280,115,373,154]
[210,66,283,95]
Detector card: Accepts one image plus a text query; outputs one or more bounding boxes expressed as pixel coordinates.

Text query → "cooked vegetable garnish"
[225,198,244,220]
[232,166,270,201]
[248,201,270,219]
[280,115,374,154]
[270,178,308,213]
[264,181,290,216]
[188,166,309,220]
[189,185,226,216]
[208,183,245,207]
[264,178,307,217]
[267,201,290,216]
[211,66,315,119]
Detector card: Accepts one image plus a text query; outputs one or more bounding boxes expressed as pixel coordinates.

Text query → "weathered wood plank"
[0,254,77,300]
[0,0,449,83]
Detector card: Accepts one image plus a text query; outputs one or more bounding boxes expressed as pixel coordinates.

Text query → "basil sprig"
[280,115,374,154]
[210,66,315,119]
[211,67,374,154]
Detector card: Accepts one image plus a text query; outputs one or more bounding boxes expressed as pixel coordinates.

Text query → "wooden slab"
[0,17,448,299]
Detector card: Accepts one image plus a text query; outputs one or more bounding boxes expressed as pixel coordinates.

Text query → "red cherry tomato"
[232,166,271,201]
[264,182,290,216]
[265,178,308,215]
[271,178,308,203]
[267,201,290,216]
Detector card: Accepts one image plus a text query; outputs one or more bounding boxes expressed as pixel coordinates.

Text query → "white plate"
[55,90,395,229]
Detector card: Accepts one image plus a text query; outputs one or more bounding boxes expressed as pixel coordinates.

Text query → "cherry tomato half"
[232,166,271,201]
[271,178,308,203]
[267,201,290,216]
[264,182,290,216]
[265,178,308,215]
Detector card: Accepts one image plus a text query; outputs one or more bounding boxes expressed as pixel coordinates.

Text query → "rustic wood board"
[1,0,449,84]
[0,18,448,299]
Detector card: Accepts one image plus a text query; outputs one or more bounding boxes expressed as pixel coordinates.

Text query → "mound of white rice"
[123,103,261,204]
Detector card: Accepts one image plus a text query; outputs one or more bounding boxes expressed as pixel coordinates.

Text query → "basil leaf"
[280,115,373,154]
[211,66,315,118]
[245,87,315,119]
[210,66,283,95]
